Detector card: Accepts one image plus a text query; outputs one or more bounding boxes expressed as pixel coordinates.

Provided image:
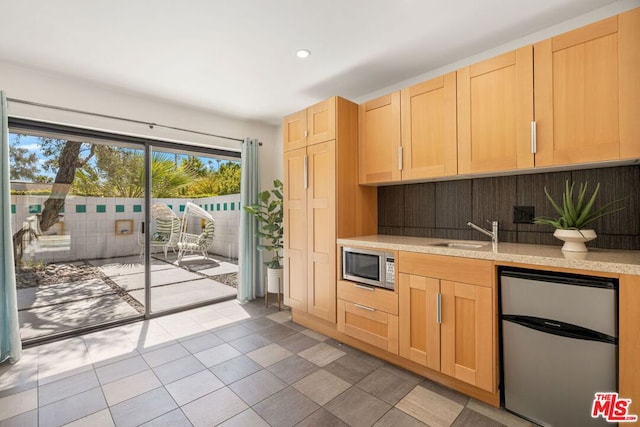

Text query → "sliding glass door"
[9,130,146,342]
[9,122,241,343]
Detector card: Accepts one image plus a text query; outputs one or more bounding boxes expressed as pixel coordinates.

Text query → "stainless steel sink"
[430,242,488,249]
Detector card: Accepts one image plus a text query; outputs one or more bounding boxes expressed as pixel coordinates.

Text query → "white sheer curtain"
[0,91,22,363]
[238,138,263,302]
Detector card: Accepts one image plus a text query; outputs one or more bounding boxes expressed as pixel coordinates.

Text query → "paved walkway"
[17,254,238,341]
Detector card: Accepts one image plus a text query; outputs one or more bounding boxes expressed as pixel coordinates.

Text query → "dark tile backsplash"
[377,165,640,250]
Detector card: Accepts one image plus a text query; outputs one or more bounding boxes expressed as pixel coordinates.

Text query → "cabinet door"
[283,147,308,311]
[283,110,307,152]
[307,97,336,146]
[401,72,457,180]
[440,281,494,392]
[359,92,401,184]
[535,10,640,166]
[337,299,399,354]
[307,141,337,322]
[399,274,440,370]
[457,47,534,174]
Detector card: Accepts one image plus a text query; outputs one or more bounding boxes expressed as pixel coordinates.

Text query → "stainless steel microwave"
[342,247,395,291]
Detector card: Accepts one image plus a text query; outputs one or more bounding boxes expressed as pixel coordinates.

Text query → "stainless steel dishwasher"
[500,267,617,427]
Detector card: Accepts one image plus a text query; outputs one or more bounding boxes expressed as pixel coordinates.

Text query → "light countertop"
[337,235,640,276]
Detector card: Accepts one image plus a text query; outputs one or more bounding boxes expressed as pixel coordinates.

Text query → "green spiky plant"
[243,179,283,269]
[534,180,626,230]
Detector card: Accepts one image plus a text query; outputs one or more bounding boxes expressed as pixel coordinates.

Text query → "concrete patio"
[17,254,238,341]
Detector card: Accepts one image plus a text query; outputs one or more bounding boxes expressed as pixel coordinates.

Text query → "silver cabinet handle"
[398,146,403,171]
[531,121,537,154]
[436,293,442,324]
[354,303,375,312]
[303,155,308,189]
[354,284,375,291]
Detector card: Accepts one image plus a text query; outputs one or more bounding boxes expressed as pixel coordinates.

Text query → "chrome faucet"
[467,220,498,249]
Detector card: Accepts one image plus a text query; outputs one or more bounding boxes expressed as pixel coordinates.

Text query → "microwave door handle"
[354,284,375,291]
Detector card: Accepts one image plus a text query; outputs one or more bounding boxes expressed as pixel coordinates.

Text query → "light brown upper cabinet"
[283,97,336,152]
[401,72,458,180]
[457,46,534,174]
[359,92,401,184]
[534,9,640,166]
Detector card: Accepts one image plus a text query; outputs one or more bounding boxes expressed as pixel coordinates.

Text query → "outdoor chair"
[176,202,215,264]
[138,204,181,258]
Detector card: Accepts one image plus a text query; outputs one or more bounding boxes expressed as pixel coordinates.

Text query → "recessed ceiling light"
[296,49,311,58]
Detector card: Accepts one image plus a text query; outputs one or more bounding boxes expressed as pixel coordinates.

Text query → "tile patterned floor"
[0,299,533,427]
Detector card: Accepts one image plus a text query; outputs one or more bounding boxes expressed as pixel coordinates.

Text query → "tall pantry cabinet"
[283,97,377,323]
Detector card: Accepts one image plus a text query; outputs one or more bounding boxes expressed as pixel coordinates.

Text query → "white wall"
[0,60,282,187]
[354,0,640,104]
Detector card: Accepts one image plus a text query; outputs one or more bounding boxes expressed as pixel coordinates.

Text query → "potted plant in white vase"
[243,179,284,297]
[534,180,626,252]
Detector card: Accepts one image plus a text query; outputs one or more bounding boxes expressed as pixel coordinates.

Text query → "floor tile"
[217,408,269,427]
[229,369,287,405]
[152,355,206,384]
[267,355,319,384]
[466,399,533,427]
[109,387,178,427]
[277,332,319,353]
[299,342,346,367]
[95,355,149,385]
[247,343,293,367]
[182,387,248,426]
[227,332,271,353]
[165,369,224,406]
[293,369,351,406]
[241,316,277,332]
[259,323,298,341]
[138,408,192,427]
[0,353,38,398]
[0,409,38,427]
[324,354,380,384]
[301,329,329,341]
[193,343,241,367]
[357,367,420,405]
[214,324,253,341]
[38,387,107,427]
[101,369,162,406]
[266,310,292,324]
[141,343,190,368]
[209,355,263,385]
[452,407,506,427]
[281,320,306,332]
[419,377,470,406]
[374,408,427,427]
[253,387,320,427]
[296,408,349,427]
[395,385,463,427]
[38,369,99,406]
[64,408,114,427]
[0,389,37,422]
[324,387,391,427]
[179,332,224,354]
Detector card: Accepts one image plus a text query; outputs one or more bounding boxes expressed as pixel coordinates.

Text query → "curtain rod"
[7,97,245,143]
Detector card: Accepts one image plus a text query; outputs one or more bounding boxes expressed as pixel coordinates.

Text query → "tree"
[215,162,241,195]
[9,144,40,181]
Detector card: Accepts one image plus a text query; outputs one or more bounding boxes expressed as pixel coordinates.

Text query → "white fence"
[10,194,241,263]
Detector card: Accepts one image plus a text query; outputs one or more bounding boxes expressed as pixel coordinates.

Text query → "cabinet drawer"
[398,252,493,287]
[337,299,399,354]
[337,280,398,315]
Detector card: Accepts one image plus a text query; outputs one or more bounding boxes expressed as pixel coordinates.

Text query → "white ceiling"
[0,0,622,125]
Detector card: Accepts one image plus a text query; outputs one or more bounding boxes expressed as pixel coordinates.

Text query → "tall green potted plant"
[243,179,283,293]
[534,180,626,252]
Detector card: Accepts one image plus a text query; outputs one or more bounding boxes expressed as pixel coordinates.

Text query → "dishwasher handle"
[502,315,617,345]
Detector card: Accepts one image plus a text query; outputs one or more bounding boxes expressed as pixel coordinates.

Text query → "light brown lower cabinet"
[337,279,399,354]
[398,253,496,393]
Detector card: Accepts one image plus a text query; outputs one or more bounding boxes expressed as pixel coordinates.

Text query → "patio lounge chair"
[176,202,215,264]
[139,204,181,258]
